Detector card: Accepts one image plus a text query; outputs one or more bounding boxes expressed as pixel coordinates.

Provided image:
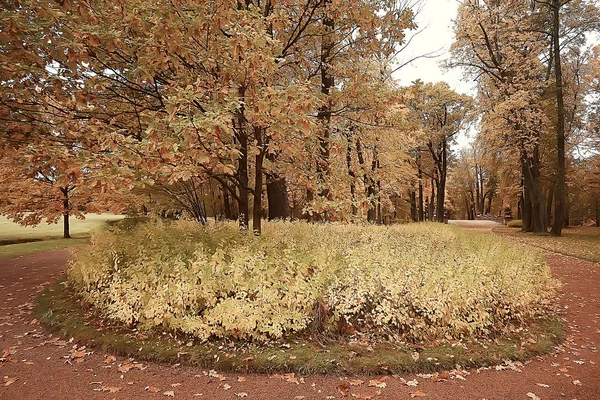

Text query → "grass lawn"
[0,214,125,259]
[493,225,600,262]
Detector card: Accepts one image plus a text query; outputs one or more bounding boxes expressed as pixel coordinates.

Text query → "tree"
[407,81,473,222]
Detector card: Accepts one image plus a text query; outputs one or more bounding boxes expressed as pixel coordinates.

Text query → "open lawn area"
[493,225,600,262]
[0,214,124,259]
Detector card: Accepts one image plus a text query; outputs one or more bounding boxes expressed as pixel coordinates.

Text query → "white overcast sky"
[392,0,600,148]
[393,0,474,96]
[392,0,475,147]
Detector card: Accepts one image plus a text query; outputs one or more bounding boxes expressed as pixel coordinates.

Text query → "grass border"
[34,279,565,375]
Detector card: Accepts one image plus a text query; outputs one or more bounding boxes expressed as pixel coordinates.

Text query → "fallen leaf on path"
[347,379,364,386]
[171,383,182,387]
[410,391,427,398]
[118,362,144,373]
[436,371,449,382]
[223,383,232,390]
[337,382,350,397]
[235,393,248,398]
[405,379,419,387]
[572,380,582,386]
[163,390,175,397]
[367,377,388,388]
[104,355,116,364]
[237,376,247,382]
[145,386,161,392]
[535,383,549,388]
[3,376,17,386]
[209,370,226,381]
[526,393,540,400]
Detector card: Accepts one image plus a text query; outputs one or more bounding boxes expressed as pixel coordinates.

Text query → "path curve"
[1,239,599,399]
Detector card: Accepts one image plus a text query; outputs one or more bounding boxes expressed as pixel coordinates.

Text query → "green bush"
[507,219,523,228]
[68,220,558,343]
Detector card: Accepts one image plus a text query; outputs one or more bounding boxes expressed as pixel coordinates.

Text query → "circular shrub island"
[37,220,563,374]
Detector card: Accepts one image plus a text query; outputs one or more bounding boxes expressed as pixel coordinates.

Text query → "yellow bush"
[67,220,558,342]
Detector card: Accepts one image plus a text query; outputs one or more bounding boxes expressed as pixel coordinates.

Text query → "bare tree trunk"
[546,183,554,227]
[551,0,566,236]
[252,127,266,235]
[417,152,424,221]
[521,150,547,233]
[345,131,358,217]
[236,86,249,231]
[595,198,600,227]
[61,186,71,239]
[409,191,417,222]
[315,2,334,219]
[435,139,447,223]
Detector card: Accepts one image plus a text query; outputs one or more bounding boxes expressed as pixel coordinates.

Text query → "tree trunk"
[435,139,447,223]
[409,191,417,222]
[61,186,71,239]
[546,183,554,227]
[550,0,566,236]
[429,176,435,221]
[266,176,289,220]
[417,152,424,221]
[252,127,266,235]
[345,131,358,217]
[595,198,600,227]
[315,2,334,218]
[520,150,547,233]
[236,86,249,231]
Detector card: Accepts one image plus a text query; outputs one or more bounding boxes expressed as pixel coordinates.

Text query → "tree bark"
[61,186,71,239]
[595,198,600,227]
[435,139,447,223]
[266,175,289,220]
[252,126,266,235]
[417,151,424,221]
[236,86,249,231]
[550,0,566,236]
[315,2,334,218]
[546,183,554,227]
[409,190,417,222]
[520,149,547,233]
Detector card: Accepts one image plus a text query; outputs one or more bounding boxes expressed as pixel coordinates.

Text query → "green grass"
[34,279,565,375]
[493,226,600,262]
[0,238,89,259]
[0,214,125,242]
[0,214,126,259]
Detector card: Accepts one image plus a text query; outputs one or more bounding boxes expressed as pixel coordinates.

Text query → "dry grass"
[493,226,600,263]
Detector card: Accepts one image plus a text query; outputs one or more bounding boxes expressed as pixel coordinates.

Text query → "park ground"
[0,220,599,399]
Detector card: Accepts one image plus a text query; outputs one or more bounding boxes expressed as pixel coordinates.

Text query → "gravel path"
[1,234,598,399]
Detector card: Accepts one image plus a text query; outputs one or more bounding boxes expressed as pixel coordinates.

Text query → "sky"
[392,0,476,148]
[393,0,474,96]
[392,0,600,149]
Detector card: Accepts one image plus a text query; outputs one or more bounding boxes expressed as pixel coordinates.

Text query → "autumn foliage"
[68,220,558,343]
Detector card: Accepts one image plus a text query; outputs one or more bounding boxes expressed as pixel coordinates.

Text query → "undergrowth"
[67,220,559,344]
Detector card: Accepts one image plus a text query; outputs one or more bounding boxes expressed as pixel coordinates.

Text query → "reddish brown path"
[1,240,599,399]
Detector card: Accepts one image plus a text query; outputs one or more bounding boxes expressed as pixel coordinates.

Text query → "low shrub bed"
[507,219,523,228]
[67,221,558,344]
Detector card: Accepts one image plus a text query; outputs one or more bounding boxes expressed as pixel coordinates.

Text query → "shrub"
[68,220,558,343]
[507,219,523,228]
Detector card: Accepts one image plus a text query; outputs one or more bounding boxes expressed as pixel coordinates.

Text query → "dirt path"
[1,241,599,399]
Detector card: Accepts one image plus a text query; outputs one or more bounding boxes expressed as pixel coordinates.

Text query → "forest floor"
[1,224,599,399]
